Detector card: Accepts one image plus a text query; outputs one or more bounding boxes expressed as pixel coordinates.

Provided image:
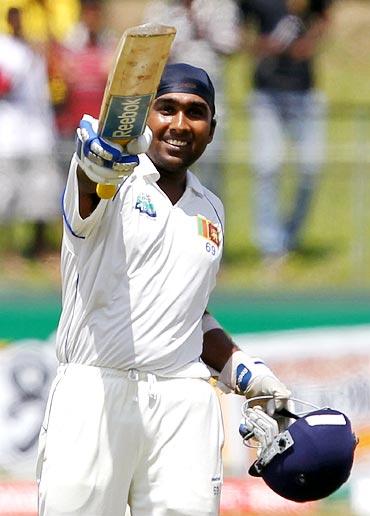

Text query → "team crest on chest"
[135,193,157,218]
[197,215,220,247]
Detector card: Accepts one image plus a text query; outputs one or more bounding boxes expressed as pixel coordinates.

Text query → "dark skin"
[146,93,216,204]
[202,319,239,372]
[77,92,217,215]
[76,91,239,373]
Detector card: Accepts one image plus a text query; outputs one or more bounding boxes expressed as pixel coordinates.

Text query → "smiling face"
[146,92,216,177]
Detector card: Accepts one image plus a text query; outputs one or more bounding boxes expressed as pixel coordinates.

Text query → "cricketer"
[37,62,290,515]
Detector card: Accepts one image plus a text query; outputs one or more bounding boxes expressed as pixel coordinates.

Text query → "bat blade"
[96,23,176,199]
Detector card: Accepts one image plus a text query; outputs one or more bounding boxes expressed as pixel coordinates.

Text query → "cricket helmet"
[240,400,357,503]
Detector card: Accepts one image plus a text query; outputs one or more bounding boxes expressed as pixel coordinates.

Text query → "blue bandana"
[156,63,215,116]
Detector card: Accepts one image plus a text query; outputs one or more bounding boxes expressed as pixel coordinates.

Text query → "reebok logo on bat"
[113,98,141,137]
[102,94,153,140]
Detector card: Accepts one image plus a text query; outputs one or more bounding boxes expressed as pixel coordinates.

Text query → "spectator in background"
[239,0,332,263]
[142,0,241,196]
[0,7,62,258]
[52,0,115,171]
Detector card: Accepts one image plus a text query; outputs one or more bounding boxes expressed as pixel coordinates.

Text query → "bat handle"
[96,183,117,199]
[95,137,131,199]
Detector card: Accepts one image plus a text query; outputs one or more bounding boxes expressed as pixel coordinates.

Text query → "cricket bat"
[96,23,176,199]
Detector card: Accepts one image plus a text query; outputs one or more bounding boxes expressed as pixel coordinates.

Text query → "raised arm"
[74,115,152,218]
[76,165,100,219]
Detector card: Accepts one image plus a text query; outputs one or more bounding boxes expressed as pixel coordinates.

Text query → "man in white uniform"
[0,7,62,256]
[37,63,290,516]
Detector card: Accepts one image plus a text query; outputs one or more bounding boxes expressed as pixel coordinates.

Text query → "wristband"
[218,351,273,394]
[218,350,255,393]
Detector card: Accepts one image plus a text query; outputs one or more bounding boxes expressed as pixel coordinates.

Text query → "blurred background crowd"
[0,2,370,515]
[0,0,368,292]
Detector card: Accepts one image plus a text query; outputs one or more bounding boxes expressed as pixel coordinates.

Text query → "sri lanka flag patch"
[197,215,220,247]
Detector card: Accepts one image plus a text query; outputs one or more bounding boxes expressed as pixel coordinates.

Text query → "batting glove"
[75,114,152,185]
[239,405,280,453]
[238,404,297,473]
[218,350,291,415]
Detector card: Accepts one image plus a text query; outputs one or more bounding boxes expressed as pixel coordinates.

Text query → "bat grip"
[95,137,132,199]
[96,183,117,199]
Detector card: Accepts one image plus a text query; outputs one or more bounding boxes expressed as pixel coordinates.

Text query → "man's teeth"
[167,139,187,147]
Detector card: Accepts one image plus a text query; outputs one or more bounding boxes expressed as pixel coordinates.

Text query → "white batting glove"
[218,351,291,415]
[75,114,152,184]
[239,405,279,451]
[126,126,153,154]
[239,405,294,471]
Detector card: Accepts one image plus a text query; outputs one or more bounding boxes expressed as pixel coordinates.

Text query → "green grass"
[218,156,370,291]
[0,221,62,290]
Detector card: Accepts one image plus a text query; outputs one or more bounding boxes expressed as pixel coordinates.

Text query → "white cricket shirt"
[56,154,224,377]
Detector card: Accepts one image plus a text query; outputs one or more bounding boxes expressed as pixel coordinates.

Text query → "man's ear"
[208,117,217,143]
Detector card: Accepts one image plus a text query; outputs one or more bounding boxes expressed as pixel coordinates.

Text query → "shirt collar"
[133,154,205,197]
[186,170,205,197]
[132,154,160,183]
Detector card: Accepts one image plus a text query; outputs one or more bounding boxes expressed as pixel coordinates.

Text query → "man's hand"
[200,315,291,429]
[238,404,296,472]
[75,114,152,186]
[239,405,280,452]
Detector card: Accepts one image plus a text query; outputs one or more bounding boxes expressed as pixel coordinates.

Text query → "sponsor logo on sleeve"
[135,193,157,218]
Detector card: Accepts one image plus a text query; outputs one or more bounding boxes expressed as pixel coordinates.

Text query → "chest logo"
[135,193,157,218]
[197,215,220,247]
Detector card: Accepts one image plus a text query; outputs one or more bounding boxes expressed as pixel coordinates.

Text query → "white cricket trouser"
[37,363,224,516]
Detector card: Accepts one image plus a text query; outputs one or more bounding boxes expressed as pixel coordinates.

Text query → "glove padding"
[218,350,291,415]
[239,405,294,470]
[75,114,152,185]
[239,405,279,450]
